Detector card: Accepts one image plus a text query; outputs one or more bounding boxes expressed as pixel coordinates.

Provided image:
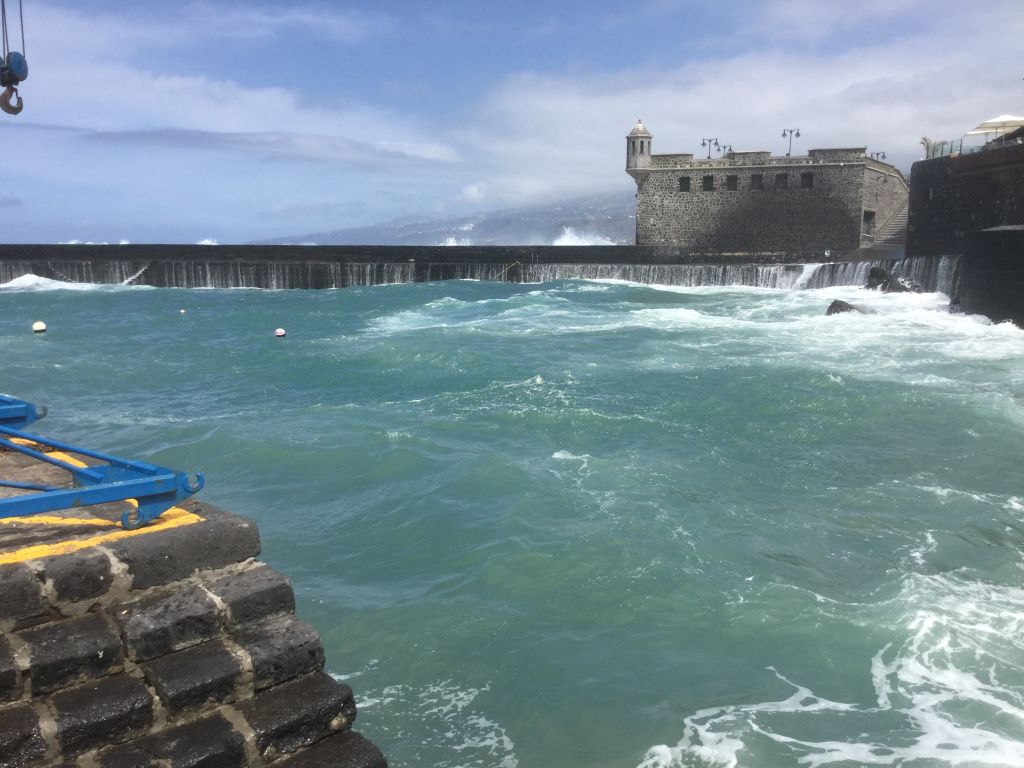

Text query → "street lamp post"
[717,144,733,155]
[868,151,887,160]
[700,137,719,159]
[781,128,800,156]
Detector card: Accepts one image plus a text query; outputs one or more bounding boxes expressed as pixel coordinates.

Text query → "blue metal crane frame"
[0,396,204,529]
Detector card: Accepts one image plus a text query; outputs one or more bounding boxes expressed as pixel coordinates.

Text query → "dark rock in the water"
[826,300,858,315]
[866,267,889,290]
[825,300,876,316]
[886,276,922,293]
[949,294,962,313]
[865,267,922,293]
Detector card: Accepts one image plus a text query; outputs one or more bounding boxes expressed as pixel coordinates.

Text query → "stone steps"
[0,502,387,768]
[875,200,909,246]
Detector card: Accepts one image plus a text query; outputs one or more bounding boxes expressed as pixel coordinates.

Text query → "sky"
[0,0,1020,243]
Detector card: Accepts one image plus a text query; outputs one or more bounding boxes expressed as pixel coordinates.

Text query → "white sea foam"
[552,226,615,246]
[328,658,378,682]
[354,679,518,768]
[551,450,590,462]
[912,485,998,506]
[907,531,937,567]
[0,274,108,291]
[638,569,1024,768]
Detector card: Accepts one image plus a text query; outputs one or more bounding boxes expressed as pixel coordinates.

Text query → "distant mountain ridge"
[252,192,636,246]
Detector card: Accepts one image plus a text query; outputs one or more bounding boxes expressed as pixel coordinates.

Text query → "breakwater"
[0,244,959,294]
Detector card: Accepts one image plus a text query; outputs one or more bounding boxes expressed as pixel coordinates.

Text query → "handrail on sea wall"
[0,396,203,529]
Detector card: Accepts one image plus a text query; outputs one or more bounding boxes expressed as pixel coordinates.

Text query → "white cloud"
[458,183,487,202]
[80,127,454,167]
[181,3,390,44]
[746,0,922,41]
[24,4,444,154]
[453,2,1022,206]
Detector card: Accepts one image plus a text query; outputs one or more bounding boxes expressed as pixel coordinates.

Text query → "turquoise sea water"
[2,275,1024,767]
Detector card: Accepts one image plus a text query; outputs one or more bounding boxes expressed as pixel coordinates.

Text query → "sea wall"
[804,254,959,295]
[0,243,909,290]
[958,227,1024,326]
[0,244,961,296]
[0,487,387,767]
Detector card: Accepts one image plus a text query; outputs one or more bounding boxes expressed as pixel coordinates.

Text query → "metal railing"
[0,395,203,529]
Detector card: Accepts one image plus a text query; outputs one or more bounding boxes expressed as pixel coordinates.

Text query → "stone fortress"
[625,120,908,252]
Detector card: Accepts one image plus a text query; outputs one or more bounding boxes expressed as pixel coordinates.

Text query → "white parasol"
[965,115,1024,136]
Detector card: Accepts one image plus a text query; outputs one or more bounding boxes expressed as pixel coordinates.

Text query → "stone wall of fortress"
[634,150,907,251]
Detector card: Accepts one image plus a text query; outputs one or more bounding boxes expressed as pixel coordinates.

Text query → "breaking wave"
[552,226,616,246]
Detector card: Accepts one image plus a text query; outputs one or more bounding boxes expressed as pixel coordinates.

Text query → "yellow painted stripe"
[0,506,205,565]
[0,514,119,527]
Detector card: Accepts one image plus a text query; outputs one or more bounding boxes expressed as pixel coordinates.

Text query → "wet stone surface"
[51,673,153,756]
[0,703,48,767]
[19,613,124,695]
[142,639,243,713]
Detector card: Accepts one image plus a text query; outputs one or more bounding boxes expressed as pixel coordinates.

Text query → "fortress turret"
[626,119,652,184]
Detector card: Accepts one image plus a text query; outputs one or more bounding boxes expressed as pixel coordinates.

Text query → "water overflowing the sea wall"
[0,244,958,294]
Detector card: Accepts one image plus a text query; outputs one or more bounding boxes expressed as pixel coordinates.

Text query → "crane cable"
[0,0,26,60]
[0,0,26,115]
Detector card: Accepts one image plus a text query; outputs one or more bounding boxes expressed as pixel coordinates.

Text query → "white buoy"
[274,328,286,338]
[179,309,186,315]
[32,321,47,334]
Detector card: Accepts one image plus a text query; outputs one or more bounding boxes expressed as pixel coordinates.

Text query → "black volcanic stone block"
[95,713,245,768]
[41,549,113,603]
[156,714,247,768]
[233,615,324,691]
[18,613,123,694]
[142,639,242,712]
[52,673,153,756]
[106,505,260,590]
[0,704,47,766]
[94,743,160,768]
[204,564,294,626]
[0,563,45,624]
[116,584,221,661]
[236,671,355,756]
[0,635,21,702]
[275,730,388,768]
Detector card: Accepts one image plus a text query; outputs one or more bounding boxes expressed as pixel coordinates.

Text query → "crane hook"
[0,85,23,115]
